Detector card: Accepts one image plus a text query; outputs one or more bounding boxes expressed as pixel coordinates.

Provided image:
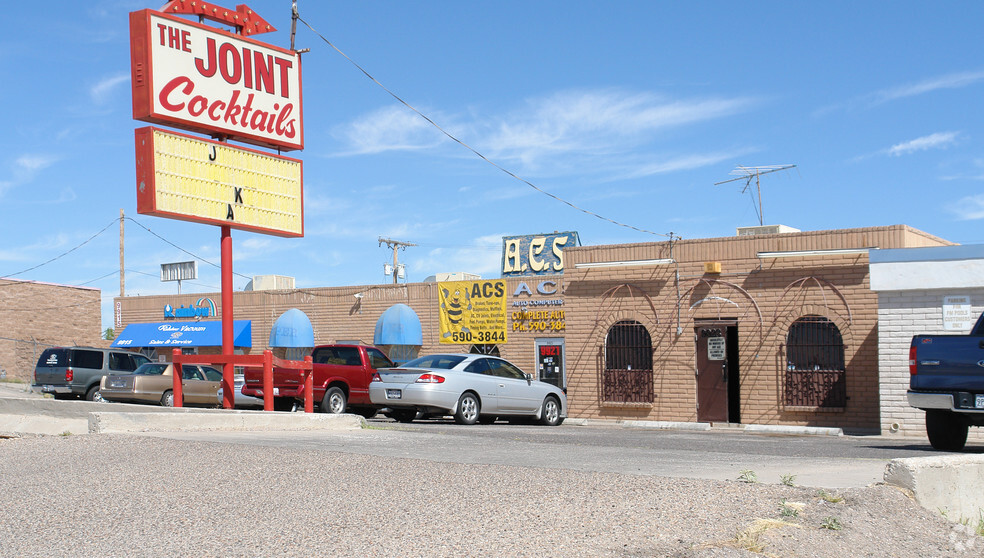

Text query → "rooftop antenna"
[715,164,796,226]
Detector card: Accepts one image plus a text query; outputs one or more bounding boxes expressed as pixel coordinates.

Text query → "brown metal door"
[695,323,731,422]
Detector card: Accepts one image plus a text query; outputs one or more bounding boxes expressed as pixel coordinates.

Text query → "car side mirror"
[525,373,533,384]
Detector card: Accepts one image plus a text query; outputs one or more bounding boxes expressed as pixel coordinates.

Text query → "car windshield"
[133,363,168,376]
[402,355,467,369]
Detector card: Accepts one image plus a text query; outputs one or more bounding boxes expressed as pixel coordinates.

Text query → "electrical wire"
[0,218,118,279]
[294,12,672,239]
[125,216,253,281]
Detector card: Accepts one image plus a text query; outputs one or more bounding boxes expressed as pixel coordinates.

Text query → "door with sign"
[535,338,565,389]
[694,320,740,423]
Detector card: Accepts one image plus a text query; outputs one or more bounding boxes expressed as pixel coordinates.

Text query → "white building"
[870,245,984,440]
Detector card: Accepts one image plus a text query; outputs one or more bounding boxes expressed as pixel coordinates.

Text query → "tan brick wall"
[561,225,950,433]
[115,277,567,376]
[113,225,951,432]
[0,279,104,382]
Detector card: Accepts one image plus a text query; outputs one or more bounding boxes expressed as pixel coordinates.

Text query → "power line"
[0,218,118,279]
[294,11,672,239]
[124,217,253,281]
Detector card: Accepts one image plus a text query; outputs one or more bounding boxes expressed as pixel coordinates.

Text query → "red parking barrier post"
[304,355,314,413]
[262,350,273,412]
[171,348,183,408]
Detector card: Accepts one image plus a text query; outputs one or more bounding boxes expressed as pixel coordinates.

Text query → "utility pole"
[378,237,416,284]
[119,208,125,297]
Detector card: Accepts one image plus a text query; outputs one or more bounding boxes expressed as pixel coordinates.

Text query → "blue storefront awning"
[374,303,423,346]
[269,308,314,348]
[111,320,252,348]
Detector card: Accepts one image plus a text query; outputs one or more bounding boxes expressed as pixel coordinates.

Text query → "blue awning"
[269,308,314,348]
[374,303,423,345]
[111,320,252,348]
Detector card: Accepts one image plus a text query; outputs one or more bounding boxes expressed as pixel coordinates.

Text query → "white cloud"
[483,89,757,168]
[816,70,984,116]
[331,105,447,155]
[616,148,758,180]
[949,194,984,220]
[872,70,984,105]
[331,88,758,179]
[90,73,129,104]
[886,132,960,157]
[413,234,503,279]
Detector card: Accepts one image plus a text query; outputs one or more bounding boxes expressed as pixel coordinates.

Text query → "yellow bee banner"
[438,280,507,344]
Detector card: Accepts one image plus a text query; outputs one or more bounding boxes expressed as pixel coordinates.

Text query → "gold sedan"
[100,362,223,407]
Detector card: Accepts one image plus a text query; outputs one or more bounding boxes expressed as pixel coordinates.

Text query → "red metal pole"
[172,348,183,407]
[263,350,273,412]
[304,355,314,413]
[221,226,235,409]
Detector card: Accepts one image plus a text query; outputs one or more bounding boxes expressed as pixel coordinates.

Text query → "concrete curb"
[743,424,844,437]
[566,417,842,436]
[0,414,89,436]
[89,411,365,433]
[0,396,366,436]
[622,420,712,431]
[884,455,984,522]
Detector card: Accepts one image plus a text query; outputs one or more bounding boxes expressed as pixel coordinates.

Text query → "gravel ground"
[0,434,979,557]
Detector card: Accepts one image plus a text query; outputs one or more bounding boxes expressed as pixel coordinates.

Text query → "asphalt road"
[3,381,975,489]
[142,415,976,489]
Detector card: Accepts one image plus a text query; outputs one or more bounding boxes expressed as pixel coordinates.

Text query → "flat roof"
[869,244,984,264]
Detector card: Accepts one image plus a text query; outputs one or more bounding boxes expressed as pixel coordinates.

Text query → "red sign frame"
[135,126,304,237]
[130,8,303,151]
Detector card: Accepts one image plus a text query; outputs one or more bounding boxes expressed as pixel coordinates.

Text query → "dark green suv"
[33,347,151,402]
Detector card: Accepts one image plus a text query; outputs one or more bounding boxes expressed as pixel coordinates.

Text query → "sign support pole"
[221,225,235,409]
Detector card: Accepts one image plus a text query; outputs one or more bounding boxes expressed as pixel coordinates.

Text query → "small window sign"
[707,337,726,360]
[943,295,973,332]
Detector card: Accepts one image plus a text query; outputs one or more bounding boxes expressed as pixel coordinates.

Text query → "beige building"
[0,278,104,382]
[112,224,951,433]
[561,225,950,433]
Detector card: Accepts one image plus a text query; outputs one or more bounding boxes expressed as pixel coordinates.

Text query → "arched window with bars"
[783,316,846,408]
[602,320,653,403]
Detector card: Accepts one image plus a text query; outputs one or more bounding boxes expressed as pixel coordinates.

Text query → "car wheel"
[321,387,347,414]
[926,409,968,451]
[478,415,497,424]
[389,409,417,423]
[160,390,174,407]
[86,386,104,403]
[454,392,480,425]
[539,396,563,426]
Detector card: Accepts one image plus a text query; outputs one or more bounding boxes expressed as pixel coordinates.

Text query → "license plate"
[976,394,984,409]
[109,380,125,388]
[386,389,402,400]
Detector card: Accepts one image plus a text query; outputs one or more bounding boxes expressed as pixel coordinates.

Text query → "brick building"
[0,278,104,382]
[112,224,950,432]
[561,225,949,433]
[871,244,984,441]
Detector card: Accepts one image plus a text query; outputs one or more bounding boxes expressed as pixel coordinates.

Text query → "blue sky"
[3,1,984,331]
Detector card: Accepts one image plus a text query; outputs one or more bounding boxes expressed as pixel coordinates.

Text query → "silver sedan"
[369,354,567,426]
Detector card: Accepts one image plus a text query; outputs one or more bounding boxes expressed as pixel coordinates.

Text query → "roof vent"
[736,224,800,236]
[245,275,295,291]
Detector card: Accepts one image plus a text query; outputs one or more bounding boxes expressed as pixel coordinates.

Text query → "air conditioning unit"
[736,224,800,236]
[250,275,295,291]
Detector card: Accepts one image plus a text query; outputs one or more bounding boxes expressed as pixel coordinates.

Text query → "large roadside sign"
[438,280,508,344]
[135,126,303,237]
[130,7,303,151]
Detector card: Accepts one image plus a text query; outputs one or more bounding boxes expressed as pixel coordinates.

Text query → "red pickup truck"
[242,344,395,416]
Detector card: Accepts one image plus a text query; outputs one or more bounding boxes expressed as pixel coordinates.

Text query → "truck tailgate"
[911,336,984,391]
